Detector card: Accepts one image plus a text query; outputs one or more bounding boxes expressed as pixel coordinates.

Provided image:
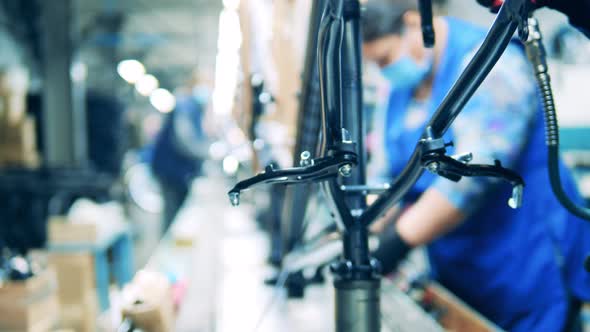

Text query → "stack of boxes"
[0,67,40,169]
[48,215,100,332]
[0,268,60,332]
[48,253,98,332]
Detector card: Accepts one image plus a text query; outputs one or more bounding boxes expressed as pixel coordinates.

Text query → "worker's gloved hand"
[476,0,590,37]
[372,229,412,275]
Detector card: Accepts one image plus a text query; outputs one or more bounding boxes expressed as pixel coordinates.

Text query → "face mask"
[380,51,433,90]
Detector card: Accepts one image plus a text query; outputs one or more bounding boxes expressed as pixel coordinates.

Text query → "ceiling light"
[135,74,159,96]
[117,59,146,84]
[150,88,176,113]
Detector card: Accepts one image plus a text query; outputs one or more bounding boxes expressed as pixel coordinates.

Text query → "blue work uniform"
[150,96,205,189]
[384,17,590,331]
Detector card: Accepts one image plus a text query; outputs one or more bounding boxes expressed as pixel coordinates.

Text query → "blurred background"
[0,0,589,331]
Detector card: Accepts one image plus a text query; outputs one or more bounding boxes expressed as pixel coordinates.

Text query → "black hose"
[548,146,590,220]
[525,17,590,221]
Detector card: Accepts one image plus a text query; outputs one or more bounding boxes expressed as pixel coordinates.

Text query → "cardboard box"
[122,295,174,332]
[49,253,97,332]
[48,253,95,304]
[0,116,37,150]
[0,293,59,332]
[0,148,40,169]
[48,216,98,244]
[58,292,98,332]
[0,67,29,125]
[0,268,56,299]
[0,115,40,169]
[121,270,175,332]
[0,269,59,332]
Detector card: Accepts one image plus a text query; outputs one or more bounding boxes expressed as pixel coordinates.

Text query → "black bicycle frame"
[317,2,380,330]
[230,0,532,330]
[316,0,530,330]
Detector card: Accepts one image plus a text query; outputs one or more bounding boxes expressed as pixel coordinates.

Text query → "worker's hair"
[361,0,417,42]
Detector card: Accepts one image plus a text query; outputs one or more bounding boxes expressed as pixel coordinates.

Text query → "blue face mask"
[381,54,433,90]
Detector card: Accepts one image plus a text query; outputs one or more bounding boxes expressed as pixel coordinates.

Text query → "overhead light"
[149,88,176,113]
[135,74,159,96]
[117,59,146,84]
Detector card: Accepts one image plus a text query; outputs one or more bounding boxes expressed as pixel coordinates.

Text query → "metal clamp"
[228,150,358,206]
[421,153,525,208]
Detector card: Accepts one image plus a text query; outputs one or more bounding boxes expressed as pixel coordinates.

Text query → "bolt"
[426,162,439,173]
[251,74,263,86]
[350,209,363,217]
[300,151,312,167]
[259,92,272,104]
[330,260,353,276]
[370,258,382,276]
[508,185,523,209]
[229,192,240,206]
[455,152,473,164]
[341,128,352,143]
[339,164,352,177]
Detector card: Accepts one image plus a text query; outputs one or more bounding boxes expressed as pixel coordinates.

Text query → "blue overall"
[385,18,590,331]
[150,96,204,188]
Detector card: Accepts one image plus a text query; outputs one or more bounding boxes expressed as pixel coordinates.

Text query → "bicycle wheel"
[278,0,327,259]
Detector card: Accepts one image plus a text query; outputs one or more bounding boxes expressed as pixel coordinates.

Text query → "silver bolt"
[350,209,363,217]
[426,162,439,173]
[339,164,352,177]
[300,151,312,167]
[259,92,272,104]
[454,152,473,164]
[508,185,524,209]
[229,192,240,206]
[341,128,352,143]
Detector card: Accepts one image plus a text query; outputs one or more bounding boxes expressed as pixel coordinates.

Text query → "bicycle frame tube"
[317,1,380,331]
[227,0,533,330]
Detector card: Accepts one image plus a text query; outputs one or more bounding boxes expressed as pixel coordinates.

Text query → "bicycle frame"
[230,0,532,330]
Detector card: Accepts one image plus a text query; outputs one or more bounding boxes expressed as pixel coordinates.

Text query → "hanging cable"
[524,17,590,221]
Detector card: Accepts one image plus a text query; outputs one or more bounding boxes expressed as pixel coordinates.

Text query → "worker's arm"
[373,44,538,274]
[373,189,463,272]
[369,201,401,234]
[396,188,464,246]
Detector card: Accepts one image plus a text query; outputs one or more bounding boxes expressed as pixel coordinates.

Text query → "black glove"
[372,229,412,275]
